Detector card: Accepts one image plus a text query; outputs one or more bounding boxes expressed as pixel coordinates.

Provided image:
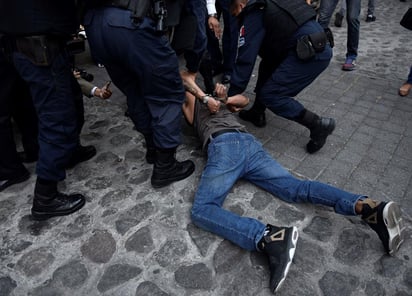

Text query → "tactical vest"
[258,0,317,61]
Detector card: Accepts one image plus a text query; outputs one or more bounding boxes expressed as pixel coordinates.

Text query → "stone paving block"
[1,2,412,296]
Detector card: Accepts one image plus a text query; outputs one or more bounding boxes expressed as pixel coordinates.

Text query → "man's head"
[230,0,248,16]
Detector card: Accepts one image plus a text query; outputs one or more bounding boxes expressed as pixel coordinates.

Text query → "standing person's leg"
[12,80,39,163]
[318,0,341,29]
[257,44,335,153]
[184,0,208,73]
[66,72,97,169]
[342,0,361,70]
[0,53,30,191]
[334,0,346,27]
[219,0,238,84]
[365,0,376,21]
[12,48,85,220]
[85,8,194,188]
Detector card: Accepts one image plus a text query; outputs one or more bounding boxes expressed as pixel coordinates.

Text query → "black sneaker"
[306,117,335,153]
[259,225,299,293]
[238,109,266,127]
[365,15,376,22]
[334,12,344,27]
[361,200,405,255]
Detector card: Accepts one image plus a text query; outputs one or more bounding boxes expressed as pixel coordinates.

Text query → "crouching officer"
[80,0,195,188]
[229,0,336,153]
[0,1,86,219]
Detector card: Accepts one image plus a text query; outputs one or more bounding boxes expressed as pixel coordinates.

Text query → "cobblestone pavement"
[1,1,412,296]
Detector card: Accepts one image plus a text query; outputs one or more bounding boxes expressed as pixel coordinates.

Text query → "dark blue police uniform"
[228,4,332,120]
[83,2,195,188]
[0,0,86,219]
[228,0,336,154]
[84,7,185,149]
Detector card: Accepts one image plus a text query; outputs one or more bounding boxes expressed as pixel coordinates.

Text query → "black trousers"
[0,52,31,179]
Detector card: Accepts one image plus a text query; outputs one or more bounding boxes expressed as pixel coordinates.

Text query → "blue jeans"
[318,0,361,59]
[191,133,364,251]
[84,7,185,148]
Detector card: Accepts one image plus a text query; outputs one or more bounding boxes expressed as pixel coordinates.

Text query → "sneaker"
[258,225,299,293]
[306,117,335,153]
[342,58,356,71]
[334,12,344,27]
[238,109,266,127]
[361,200,405,255]
[365,15,376,22]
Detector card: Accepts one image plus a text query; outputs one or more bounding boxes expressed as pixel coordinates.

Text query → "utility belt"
[0,34,81,66]
[295,29,334,61]
[101,0,167,32]
[207,129,247,145]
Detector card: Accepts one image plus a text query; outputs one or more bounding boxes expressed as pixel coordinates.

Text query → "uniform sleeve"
[206,0,216,15]
[228,9,265,96]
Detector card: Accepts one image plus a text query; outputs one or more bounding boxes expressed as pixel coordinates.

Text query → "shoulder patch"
[239,25,245,47]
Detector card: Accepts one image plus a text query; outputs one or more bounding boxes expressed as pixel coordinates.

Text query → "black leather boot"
[258,224,299,294]
[66,144,97,169]
[31,178,86,220]
[143,133,156,164]
[295,110,335,154]
[151,147,195,188]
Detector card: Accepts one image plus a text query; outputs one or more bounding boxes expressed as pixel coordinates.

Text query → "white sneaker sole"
[383,202,405,255]
[273,226,299,293]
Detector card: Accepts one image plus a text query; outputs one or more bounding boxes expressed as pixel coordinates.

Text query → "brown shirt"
[193,100,247,152]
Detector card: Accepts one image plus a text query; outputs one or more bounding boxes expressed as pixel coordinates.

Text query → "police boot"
[258,224,299,294]
[151,147,195,188]
[143,133,156,164]
[295,109,335,154]
[31,178,86,221]
[238,99,267,127]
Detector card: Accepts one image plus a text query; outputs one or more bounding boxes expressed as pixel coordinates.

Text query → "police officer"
[82,0,195,188]
[0,1,86,219]
[229,0,336,153]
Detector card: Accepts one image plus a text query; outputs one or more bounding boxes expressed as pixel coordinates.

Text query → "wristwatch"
[208,13,218,18]
[202,95,211,104]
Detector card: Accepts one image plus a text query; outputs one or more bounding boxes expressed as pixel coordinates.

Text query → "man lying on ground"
[180,71,405,294]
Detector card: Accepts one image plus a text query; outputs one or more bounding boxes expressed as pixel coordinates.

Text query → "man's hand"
[94,81,112,99]
[208,15,222,39]
[226,94,250,112]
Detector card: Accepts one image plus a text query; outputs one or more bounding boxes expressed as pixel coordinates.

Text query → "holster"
[14,35,64,66]
[296,31,327,61]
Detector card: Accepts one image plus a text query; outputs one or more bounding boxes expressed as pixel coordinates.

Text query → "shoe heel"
[383,202,405,255]
[274,227,299,293]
